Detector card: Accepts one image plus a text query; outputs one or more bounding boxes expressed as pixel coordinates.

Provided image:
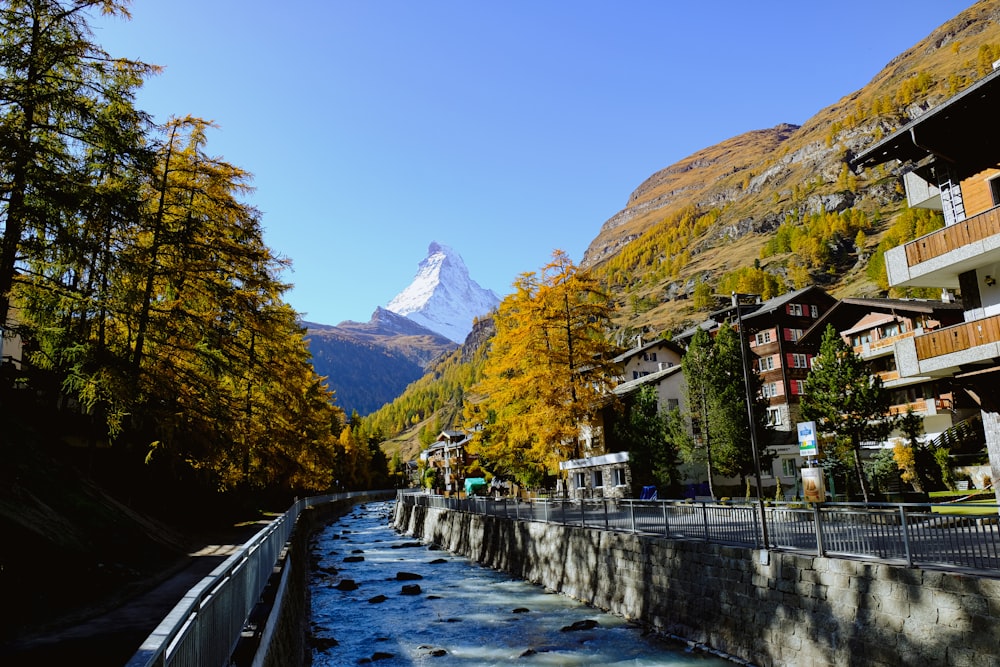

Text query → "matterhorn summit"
[386,242,500,343]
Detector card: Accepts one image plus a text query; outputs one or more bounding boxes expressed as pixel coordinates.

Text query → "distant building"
[419,430,474,495]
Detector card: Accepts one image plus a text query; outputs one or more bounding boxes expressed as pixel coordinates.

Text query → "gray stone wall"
[394,502,1000,667]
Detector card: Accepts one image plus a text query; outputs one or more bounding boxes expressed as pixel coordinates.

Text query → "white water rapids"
[308,501,735,666]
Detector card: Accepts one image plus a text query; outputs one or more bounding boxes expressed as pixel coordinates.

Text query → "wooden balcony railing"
[914,313,1000,360]
[889,400,930,416]
[852,330,916,357]
[903,206,1000,266]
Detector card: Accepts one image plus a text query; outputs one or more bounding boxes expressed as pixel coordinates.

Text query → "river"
[308,501,735,666]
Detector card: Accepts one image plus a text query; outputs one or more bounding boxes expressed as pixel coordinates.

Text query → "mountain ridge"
[386,242,500,343]
[364,0,1000,451]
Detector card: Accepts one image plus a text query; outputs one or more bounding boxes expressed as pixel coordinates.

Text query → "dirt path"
[0,519,272,666]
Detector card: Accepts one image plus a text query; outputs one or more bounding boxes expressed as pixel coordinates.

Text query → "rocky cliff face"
[386,242,500,344]
[580,2,1000,336]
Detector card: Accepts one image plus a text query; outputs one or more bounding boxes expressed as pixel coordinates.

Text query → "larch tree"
[464,251,620,487]
[801,324,895,502]
[0,0,156,329]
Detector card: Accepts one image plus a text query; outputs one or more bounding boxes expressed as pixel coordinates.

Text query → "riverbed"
[308,501,734,666]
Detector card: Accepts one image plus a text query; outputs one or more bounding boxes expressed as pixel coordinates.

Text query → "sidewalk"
[0,519,272,666]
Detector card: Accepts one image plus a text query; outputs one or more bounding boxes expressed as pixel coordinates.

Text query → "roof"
[612,364,683,397]
[612,337,685,364]
[849,66,1000,177]
[703,285,835,328]
[800,297,964,344]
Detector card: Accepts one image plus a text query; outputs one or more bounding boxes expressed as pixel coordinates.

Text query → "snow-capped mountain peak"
[386,242,500,343]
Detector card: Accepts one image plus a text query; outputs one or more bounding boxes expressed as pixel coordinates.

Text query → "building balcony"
[853,330,916,359]
[885,206,1000,289]
[895,313,1000,378]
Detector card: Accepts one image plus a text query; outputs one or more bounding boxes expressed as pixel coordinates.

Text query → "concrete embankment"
[249,493,392,667]
[393,501,1000,667]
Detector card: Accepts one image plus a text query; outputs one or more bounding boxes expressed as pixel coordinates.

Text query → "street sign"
[798,421,818,457]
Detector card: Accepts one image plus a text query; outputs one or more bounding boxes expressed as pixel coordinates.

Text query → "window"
[759,355,775,371]
[787,328,803,342]
[592,470,604,488]
[788,303,803,316]
[575,472,586,489]
[766,407,782,426]
[666,398,680,410]
[613,468,626,487]
[761,382,779,398]
[643,352,657,362]
[810,305,819,318]
[990,175,1000,207]
[781,459,798,477]
[755,330,772,346]
[791,379,805,395]
[792,353,809,368]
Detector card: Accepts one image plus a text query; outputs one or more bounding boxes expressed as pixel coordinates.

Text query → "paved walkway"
[0,520,272,666]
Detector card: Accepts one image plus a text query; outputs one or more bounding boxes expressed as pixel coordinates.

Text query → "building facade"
[850,64,1000,502]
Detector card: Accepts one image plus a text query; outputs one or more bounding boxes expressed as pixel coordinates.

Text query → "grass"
[929,490,999,516]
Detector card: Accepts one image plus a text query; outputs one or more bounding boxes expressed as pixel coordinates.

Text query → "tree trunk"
[852,440,871,503]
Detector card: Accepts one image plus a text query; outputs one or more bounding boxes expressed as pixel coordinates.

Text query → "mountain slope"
[583,1,1000,334]
[387,242,500,343]
[306,308,456,416]
[367,2,1000,448]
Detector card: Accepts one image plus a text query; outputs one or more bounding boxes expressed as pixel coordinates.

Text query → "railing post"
[662,501,670,537]
[701,501,710,542]
[813,503,826,557]
[899,505,914,567]
[603,499,609,529]
[580,499,586,526]
[629,500,637,534]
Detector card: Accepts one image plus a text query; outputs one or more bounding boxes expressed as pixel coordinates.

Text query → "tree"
[710,323,772,484]
[681,324,771,497]
[464,250,620,485]
[0,0,156,329]
[612,385,683,491]
[801,324,895,502]
[681,327,719,498]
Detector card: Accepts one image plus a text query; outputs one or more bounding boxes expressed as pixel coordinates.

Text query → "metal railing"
[125,490,390,667]
[399,491,1000,573]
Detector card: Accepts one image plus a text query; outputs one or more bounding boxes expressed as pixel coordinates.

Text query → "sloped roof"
[612,364,683,397]
[801,297,964,343]
[612,337,685,364]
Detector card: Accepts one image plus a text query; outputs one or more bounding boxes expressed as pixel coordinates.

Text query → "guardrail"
[125,490,391,667]
[399,491,1000,573]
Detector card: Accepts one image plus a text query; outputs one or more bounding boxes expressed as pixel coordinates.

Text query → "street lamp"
[732,292,771,551]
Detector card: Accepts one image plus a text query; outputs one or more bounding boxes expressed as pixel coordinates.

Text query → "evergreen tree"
[681,327,718,498]
[0,0,155,329]
[612,385,684,491]
[801,324,895,502]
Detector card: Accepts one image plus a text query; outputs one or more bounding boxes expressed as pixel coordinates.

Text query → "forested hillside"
[585,1,1000,334]
[366,1,1000,456]
[0,3,390,635]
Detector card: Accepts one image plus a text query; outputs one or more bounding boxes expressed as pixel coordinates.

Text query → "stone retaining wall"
[393,501,1000,667]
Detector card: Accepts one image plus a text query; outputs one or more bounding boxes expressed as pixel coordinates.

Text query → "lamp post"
[732,292,771,551]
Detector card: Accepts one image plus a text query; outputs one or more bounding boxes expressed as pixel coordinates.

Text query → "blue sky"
[93,1,972,325]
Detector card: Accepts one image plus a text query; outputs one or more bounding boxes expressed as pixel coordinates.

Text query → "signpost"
[798,421,818,458]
